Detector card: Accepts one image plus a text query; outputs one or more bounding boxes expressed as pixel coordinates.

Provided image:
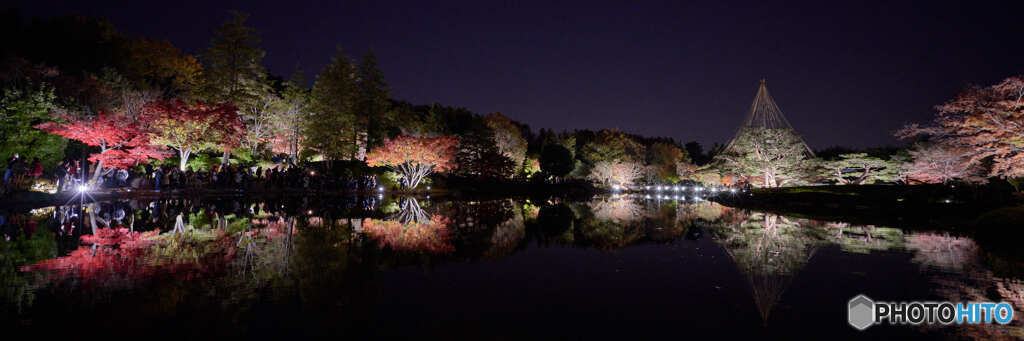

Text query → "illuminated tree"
[269,69,309,163]
[36,112,166,181]
[646,142,687,182]
[897,75,1024,178]
[719,127,812,187]
[3,86,67,171]
[906,143,979,184]
[365,135,458,189]
[676,162,698,181]
[820,153,901,184]
[117,37,201,94]
[456,123,515,180]
[484,112,528,172]
[588,160,644,186]
[240,88,277,154]
[580,129,646,165]
[145,100,243,171]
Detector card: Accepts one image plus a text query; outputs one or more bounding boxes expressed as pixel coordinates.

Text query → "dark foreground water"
[1,194,1021,340]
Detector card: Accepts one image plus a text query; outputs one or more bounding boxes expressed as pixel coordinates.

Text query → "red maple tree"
[35,112,168,181]
[365,135,458,189]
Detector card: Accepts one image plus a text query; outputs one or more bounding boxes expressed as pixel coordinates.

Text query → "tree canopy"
[719,127,813,187]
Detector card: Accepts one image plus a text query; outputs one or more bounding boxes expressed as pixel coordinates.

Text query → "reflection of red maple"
[362,216,454,254]
[20,228,234,288]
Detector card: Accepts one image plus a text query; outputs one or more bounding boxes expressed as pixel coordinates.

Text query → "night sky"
[8,1,1024,149]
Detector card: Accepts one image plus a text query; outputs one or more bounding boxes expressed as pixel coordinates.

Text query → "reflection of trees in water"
[482,201,526,261]
[905,232,977,272]
[589,197,644,224]
[362,197,454,254]
[712,213,820,323]
[816,222,904,254]
[577,198,646,250]
[904,232,1024,340]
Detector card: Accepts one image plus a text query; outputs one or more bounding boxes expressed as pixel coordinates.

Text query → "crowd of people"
[3,153,46,189]
[141,164,380,193]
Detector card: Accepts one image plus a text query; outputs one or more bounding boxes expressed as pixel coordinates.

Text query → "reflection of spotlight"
[77,185,88,192]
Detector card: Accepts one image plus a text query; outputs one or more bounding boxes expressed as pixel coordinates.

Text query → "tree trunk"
[89,143,107,184]
[179,149,192,171]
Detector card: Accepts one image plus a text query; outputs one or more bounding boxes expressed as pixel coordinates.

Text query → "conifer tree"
[307,46,357,161]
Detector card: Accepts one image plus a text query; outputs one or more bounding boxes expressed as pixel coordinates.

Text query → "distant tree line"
[1,9,1021,191]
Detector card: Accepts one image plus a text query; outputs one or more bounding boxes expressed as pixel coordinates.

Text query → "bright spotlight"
[378,186,384,192]
[612,184,620,191]
[77,185,88,192]
[730,188,737,193]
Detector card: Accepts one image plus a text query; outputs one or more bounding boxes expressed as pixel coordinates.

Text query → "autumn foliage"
[361,215,455,254]
[144,99,244,170]
[898,75,1024,179]
[35,112,168,171]
[365,135,458,189]
[20,227,238,288]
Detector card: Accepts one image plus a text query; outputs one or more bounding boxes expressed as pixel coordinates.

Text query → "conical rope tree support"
[723,78,815,157]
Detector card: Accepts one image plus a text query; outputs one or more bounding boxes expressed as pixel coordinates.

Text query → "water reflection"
[1,195,1022,339]
[711,212,820,323]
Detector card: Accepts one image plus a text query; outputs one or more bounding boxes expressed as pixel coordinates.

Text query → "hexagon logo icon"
[848,294,875,330]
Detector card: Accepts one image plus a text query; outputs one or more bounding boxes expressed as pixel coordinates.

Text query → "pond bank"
[712,184,1021,230]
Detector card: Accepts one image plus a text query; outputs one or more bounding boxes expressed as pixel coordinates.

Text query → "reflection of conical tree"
[714,213,820,323]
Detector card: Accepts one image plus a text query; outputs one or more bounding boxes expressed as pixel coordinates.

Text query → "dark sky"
[9,0,1024,149]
